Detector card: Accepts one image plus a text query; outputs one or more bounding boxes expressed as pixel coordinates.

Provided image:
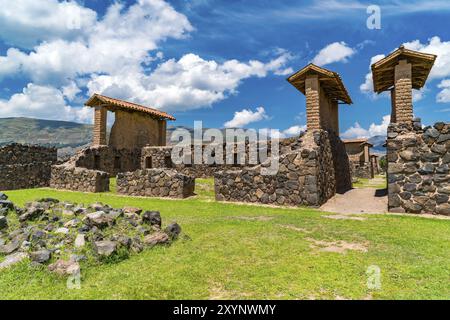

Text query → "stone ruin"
[343,139,375,179]
[0,192,184,274]
[0,143,57,190]
[215,64,352,206]
[373,46,449,215]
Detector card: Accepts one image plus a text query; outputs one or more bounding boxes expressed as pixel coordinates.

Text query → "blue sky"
[0,0,449,138]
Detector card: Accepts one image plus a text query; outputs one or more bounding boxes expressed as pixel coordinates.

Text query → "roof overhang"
[85,94,176,121]
[287,63,352,105]
[371,46,437,93]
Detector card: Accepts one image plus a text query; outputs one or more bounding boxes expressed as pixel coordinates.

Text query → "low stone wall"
[350,162,373,179]
[387,121,450,215]
[0,144,57,190]
[50,164,110,193]
[0,143,57,165]
[141,137,305,178]
[0,163,53,190]
[116,169,195,198]
[71,146,141,176]
[214,130,349,207]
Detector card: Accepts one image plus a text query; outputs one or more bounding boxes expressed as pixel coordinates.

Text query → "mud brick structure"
[50,94,176,194]
[86,94,174,150]
[117,169,195,198]
[343,139,374,179]
[372,46,450,215]
[0,144,57,190]
[214,64,352,207]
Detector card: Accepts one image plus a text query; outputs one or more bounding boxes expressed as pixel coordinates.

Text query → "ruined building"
[215,64,352,206]
[343,138,375,179]
[373,46,449,215]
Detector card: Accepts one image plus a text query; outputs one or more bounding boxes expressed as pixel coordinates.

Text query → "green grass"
[353,175,387,190]
[0,179,449,300]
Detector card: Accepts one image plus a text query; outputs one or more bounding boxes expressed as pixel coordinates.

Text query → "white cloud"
[0,83,92,123]
[0,0,294,120]
[312,42,355,66]
[86,52,293,112]
[437,79,450,103]
[224,107,268,128]
[360,54,385,95]
[341,115,391,139]
[282,125,307,136]
[0,0,97,48]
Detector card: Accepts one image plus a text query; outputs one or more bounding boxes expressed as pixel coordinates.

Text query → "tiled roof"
[85,94,176,120]
[372,45,437,93]
[343,138,373,147]
[287,63,353,105]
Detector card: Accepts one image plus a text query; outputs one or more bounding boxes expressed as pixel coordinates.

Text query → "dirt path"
[320,188,388,214]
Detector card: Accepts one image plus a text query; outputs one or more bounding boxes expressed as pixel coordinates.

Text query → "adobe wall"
[0,144,57,190]
[387,121,450,215]
[117,169,195,198]
[214,130,350,207]
[109,110,165,150]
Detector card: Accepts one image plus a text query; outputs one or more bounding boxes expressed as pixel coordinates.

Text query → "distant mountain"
[0,117,93,158]
[368,135,387,154]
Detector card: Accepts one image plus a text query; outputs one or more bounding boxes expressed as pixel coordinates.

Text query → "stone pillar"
[364,144,370,163]
[330,100,339,135]
[394,60,413,124]
[305,75,321,131]
[390,88,397,123]
[93,106,107,146]
[158,120,167,146]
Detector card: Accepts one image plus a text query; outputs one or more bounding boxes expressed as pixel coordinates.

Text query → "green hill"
[0,117,93,148]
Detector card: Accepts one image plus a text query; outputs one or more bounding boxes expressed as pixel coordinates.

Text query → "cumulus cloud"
[0,83,92,123]
[0,0,97,48]
[437,79,450,103]
[282,125,307,136]
[258,125,307,139]
[224,107,268,128]
[341,115,391,139]
[360,54,385,95]
[312,42,355,66]
[0,0,294,120]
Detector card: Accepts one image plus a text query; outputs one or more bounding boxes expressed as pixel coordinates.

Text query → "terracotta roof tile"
[85,94,175,120]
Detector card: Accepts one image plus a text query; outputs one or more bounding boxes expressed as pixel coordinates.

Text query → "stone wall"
[117,169,195,198]
[0,144,57,190]
[350,162,373,179]
[50,164,110,193]
[71,146,141,176]
[387,121,450,215]
[141,137,304,178]
[214,130,350,207]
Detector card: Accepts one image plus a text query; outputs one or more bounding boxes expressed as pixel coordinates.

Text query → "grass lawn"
[353,175,387,190]
[0,178,449,300]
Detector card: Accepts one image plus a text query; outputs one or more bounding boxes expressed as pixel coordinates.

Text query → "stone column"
[364,144,370,163]
[158,120,167,146]
[330,100,339,135]
[390,88,397,123]
[305,75,321,131]
[394,60,413,124]
[93,106,107,146]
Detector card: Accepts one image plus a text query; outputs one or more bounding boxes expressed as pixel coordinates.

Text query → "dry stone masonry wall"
[50,165,109,193]
[0,144,57,190]
[387,120,450,215]
[214,130,350,207]
[117,169,195,198]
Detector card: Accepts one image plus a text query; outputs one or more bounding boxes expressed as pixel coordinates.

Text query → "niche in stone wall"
[94,155,101,170]
[145,156,152,169]
[114,156,121,170]
[164,155,173,168]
